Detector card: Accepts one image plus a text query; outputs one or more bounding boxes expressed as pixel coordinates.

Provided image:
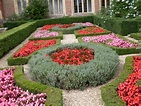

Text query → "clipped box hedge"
[78,34,141,55]
[101,56,134,106]
[130,33,141,40]
[3,21,28,29]
[14,66,63,106]
[93,15,138,36]
[7,39,61,66]
[36,15,94,27]
[29,32,63,40]
[0,22,37,59]
[51,24,82,34]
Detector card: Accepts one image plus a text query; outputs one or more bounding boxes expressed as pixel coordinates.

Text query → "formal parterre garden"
[1,19,141,105]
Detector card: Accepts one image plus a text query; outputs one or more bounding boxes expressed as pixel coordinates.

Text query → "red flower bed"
[117,56,141,106]
[59,24,75,28]
[14,39,56,58]
[49,48,94,65]
[78,26,106,35]
[41,24,61,30]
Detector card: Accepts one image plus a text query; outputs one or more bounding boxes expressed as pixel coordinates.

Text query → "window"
[101,0,110,8]
[74,0,92,13]
[17,0,22,15]
[49,0,63,15]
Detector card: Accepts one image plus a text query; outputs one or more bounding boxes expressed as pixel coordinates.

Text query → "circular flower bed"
[28,43,119,90]
[50,48,94,65]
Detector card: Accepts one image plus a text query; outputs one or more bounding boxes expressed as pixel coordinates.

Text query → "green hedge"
[3,21,28,29]
[78,34,141,55]
[7,39,61,66]
[130,33,141,40]
[29,32,63,40]
[101,56,134,106]
[93,15,138,36]
[36,15,94,27]
[0,22,37,58]
[14,66,63,106]
[51,25,82,34]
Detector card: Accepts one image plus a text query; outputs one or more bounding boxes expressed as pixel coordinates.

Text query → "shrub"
[28,43,119,90]
[130,33,141,40]
[22,0,48,20]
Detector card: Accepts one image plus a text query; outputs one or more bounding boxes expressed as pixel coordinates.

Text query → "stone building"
[0,0,110,20]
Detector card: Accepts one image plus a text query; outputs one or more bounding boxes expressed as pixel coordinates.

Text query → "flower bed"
[117,56,141,106]
[29,30,63,40]
[74,26,111,37]
[73,22,94,27]
[41,24,61,30]
[50,48,94,65]
[59,24,75,28]
[82,33,138,48]
[0,68,47,105]
[78,33,141,55]
[28,43,119,90]
[7,39,61,66]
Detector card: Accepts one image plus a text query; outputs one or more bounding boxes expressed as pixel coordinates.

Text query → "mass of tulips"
[77,26,106,35]
[0,68,47,105]
[82,33,138,48]
[117,56,141,106]
[34,30,59,38]
[49,48,94,65]
[73,22,94,27]
[14,39,56,58]
[59,24,75,28]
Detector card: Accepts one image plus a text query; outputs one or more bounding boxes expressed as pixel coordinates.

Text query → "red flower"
[59,24,75,28]
[49,48,94,65]
[41,24,61,30]
[14,39,56,58]
[117,56,141,106]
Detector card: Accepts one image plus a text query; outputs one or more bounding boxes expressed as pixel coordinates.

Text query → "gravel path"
[0,33,140,106]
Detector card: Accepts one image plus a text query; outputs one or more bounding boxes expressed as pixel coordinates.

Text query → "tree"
[22,0,48,20]
[109,0,141,18]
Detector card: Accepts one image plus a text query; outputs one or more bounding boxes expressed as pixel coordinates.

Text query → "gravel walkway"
[0,33,140,106]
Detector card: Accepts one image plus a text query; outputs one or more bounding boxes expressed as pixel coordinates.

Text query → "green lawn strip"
[130,33,141,40]
[14,66,63,106]
[77,34,141,55]
[29,32,63,40]
[101,56,134,106]
[7,39,61,66]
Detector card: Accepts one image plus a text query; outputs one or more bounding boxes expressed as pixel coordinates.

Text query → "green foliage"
[14,66,63,106]
[3,21,28,29]
[130,33,141,40]
[28,43,119,90]
[0,22,37,58]
[22,0,48,20]
[93,15,139,35]
[51,25,82,34]
[7,39,61,66]
[78,34,141,55]
[101,56,133,106]
[109,0,141,19]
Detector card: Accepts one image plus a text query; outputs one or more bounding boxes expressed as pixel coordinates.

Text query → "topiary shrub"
[51,24,82,34]
[28,43,119,90]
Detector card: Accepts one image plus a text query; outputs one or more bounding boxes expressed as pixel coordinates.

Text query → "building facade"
[0,0,110,20]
